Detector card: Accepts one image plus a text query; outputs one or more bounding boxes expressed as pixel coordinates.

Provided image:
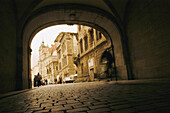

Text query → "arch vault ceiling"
[14,0,129,23]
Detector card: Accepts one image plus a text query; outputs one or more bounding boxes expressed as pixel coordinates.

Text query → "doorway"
[90,68,94,81]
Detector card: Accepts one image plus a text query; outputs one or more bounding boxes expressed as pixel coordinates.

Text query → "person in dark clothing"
[34,75,37,87]
[37,73,42,87]
[45,79,48,85]
[59,74,62,84]
[100,48,117,81]
[54,78,57,84]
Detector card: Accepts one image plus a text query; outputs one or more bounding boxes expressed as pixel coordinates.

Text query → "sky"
[31,24,78,68]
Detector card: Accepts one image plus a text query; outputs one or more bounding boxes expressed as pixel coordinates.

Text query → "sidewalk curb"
[0,89,34,100]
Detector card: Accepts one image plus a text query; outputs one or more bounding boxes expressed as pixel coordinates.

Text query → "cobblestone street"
[0,80,170,113]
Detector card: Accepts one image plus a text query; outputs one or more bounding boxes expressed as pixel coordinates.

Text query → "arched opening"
[100,48,117,81]
[21,4,129,89]
[31,24,78,86]
[31,24,116,87]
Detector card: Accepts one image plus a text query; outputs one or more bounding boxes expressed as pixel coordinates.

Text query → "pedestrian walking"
[54,78,57,84]
[37,73,42,87]
[34,75,38,87]
[59,74,62,84]
[45,79,48,85]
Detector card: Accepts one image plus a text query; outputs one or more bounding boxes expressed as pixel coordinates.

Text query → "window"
[62,42,66,53]
[89,29,94,47]
[49,68,51,73]
[96,31,102,40]
[84,35,88,51]
[80,39,83,53]
[62,56,67,67]
[59,62,61,70]
[81,63,84,74]
[47,69,49,74]
[58,50,61,59]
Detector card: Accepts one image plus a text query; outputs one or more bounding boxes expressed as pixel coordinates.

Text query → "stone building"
[38,41,58,83]
[55,32,78,80]
[76,25,112,82]
[1,0,170,93]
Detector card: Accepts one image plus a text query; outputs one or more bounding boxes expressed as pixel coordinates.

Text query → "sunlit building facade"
[75,25,112,82]
[55,32,78,80]
[38,41,58,83]
[36,25,112,83]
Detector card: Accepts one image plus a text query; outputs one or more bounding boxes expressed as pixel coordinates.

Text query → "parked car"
[63,74,77,83]
[70,74,77,79]
[63,76,73,83]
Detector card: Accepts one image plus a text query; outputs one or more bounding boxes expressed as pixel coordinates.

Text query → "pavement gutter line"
[0,88,34,100]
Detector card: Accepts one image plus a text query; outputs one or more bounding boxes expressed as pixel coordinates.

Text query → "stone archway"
[22,4,128,89]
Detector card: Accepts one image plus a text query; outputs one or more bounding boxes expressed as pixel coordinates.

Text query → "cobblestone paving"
[0,81,170,113]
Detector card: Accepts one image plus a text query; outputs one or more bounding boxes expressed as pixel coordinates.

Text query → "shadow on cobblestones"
[0,80,170,113]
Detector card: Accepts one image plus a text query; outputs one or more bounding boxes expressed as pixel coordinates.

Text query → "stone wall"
[125,0,170,79]
[0,0,17,93]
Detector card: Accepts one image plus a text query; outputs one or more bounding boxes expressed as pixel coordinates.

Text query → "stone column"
[88,31,91,49]
[83,37,85,52]
[28,46,32,88]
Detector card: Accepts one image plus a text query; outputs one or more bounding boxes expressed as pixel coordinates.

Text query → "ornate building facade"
[33,32,78,84]
[75,25,113,82]
[55,32,78,80]
[34,26,112,83]
[38,41,58,83]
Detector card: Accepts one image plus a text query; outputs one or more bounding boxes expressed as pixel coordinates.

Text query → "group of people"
[54,75,62,84]
[34,73,63,87]
[34,73,42,87]
[34,73,49,87]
